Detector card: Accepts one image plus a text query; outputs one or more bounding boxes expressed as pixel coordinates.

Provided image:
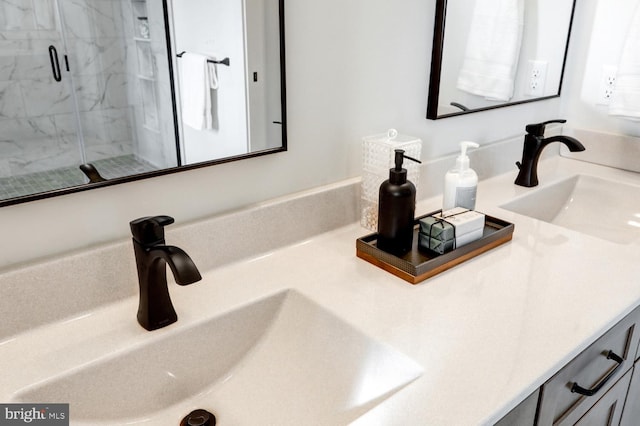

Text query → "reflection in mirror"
[427,0,576,119]
[171,0,284,164]
[0,0,286,206]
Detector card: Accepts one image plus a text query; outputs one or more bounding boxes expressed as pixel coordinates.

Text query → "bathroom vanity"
[498,304,640,425]
[1,155,640,425]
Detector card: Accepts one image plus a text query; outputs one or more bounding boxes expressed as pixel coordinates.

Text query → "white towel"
[609,3,640,121]
[456,0,525,102]
[180,53,219,130]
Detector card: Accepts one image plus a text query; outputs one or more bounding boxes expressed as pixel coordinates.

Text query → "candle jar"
[361,129,422,231]
[138,17,150,39]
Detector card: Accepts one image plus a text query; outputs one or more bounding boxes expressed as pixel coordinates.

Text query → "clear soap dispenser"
[443,141,479,211]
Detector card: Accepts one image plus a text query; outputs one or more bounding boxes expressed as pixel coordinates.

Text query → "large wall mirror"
[427,0,576,119]
[0,0,286,207]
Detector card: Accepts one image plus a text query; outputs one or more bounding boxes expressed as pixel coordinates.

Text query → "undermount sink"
[14,290,422,425]
[501,174,640,244]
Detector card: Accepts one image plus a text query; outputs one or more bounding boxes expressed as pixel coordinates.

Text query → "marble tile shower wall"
[0,0,135,178]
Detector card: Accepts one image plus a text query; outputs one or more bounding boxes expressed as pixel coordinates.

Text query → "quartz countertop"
[1,156,640,425]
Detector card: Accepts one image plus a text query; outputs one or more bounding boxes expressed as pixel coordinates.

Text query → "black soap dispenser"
[377,149,421,254]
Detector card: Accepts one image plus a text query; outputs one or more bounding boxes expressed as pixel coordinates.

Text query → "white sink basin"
[501,174,640,244]
[14,290,422,425]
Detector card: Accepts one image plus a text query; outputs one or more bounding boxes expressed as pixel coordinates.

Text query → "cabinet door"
[537,308,640,425]
[494,389,539,426]
[620,365,640,426]
[574,369,632,426]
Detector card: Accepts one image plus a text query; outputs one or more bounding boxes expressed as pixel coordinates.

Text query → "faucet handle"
[525,119,567,137]
[130,215,175,245]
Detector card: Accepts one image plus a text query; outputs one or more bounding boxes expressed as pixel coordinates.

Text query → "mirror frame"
[0,0,287,208]
[426,0,576,120]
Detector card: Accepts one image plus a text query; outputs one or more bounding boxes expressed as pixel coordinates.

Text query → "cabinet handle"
[570,350,624,397]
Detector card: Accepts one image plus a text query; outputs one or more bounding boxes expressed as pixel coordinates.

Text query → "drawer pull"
[570,350,624,397]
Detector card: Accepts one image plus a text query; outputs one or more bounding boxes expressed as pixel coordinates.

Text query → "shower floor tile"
[0,155,161,201]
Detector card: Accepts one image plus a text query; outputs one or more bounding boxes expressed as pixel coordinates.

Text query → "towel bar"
[176,51,230,66]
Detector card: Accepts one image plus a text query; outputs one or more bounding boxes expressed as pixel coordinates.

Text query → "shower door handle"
[49,45,62,82]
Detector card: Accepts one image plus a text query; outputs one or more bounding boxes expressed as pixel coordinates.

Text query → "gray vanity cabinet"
[494,306,640,426]
[620,350,640,425]
[536,307,639,425]
[494,390,540,426]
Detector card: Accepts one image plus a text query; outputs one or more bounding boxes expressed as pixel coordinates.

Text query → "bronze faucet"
[130,216,202,331]
[515,119,585,187]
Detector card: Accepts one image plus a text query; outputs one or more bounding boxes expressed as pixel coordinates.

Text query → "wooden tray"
[356,211,514,284]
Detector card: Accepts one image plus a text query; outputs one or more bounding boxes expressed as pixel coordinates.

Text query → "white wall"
[245,0,283,151]
[0,0,562,269]
[561,0,640,137]
[172,0,249,163]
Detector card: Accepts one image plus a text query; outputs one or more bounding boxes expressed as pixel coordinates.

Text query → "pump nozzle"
[459,141,479,158]
[389,150,422,185]
[456,141,479,171]
[393,149,422,171]
[394,150,404,171]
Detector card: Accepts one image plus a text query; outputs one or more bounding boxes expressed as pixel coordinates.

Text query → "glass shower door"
[0,0,178,203]
[57,0,177,179]
[56,0,135,180]
[0,0,86,200]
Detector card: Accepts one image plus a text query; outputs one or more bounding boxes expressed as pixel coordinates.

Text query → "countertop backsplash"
[561,128,640,173]
[0,131,559,339]
[0,179,360,340]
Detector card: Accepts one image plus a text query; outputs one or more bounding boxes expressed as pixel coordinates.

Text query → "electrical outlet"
[597,65,618,105]
[525,60,548,96]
